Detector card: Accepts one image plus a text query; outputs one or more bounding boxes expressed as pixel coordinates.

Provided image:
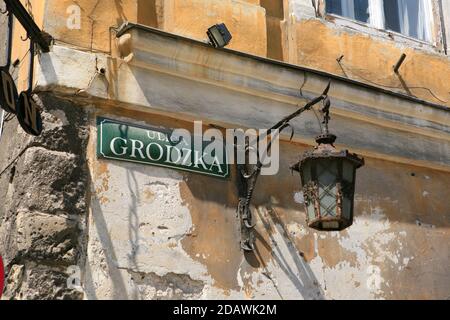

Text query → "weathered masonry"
[0,0,449,300]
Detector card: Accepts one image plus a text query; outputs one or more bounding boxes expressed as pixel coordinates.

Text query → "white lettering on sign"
[165,145,182,164]
[130,139,145,159]
[98,118,230,179]
[110,137,128,156]
[146,142,164,162]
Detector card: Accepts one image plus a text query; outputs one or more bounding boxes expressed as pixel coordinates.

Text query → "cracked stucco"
[82,113,450,300]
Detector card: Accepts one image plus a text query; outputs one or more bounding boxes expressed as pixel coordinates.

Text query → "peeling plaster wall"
[0,0,449,301]
[293,18,450,106]
[82,111,450,300]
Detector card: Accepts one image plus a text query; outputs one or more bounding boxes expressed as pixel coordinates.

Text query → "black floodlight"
[207,23,232,48]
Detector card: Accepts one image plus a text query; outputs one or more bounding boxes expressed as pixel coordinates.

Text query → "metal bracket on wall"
[236,81,332,252]
[237,162,256,251]
[3,0,52,53]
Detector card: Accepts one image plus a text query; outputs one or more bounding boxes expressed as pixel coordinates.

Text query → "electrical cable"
[337,60,450,104]
[0,146,29,179]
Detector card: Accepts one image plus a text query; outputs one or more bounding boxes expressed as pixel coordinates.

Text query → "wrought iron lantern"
[237,81,364,251]
[291,133,364,231]
[291,97,364,231]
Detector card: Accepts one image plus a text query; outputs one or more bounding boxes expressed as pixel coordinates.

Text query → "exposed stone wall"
[0,94,89,299]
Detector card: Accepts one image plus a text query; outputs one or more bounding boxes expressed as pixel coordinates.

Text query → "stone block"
[13,147,86,215]
[3,264,82,300]
[32,94,89,156]
[14,210,79,265]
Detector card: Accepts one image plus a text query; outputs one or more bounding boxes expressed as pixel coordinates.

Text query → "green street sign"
[97,117,230,179]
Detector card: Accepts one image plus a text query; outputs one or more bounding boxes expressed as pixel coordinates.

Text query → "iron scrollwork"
[237,81,332,251]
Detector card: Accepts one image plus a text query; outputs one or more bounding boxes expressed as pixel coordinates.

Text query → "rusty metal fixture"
[291,100,364,231]
[237,80,363,250]
[3,0,52,52]
[237,82,333,251]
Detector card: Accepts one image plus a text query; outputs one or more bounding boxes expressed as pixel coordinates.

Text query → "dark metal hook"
[321,96,331,134]
[240,168,255,180]
[279,123,295,141]
[21,33,30,41]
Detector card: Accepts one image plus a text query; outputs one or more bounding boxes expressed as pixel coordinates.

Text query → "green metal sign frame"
[97,117,230,179]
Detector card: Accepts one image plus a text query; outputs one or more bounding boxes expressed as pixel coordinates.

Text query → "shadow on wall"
[87,65,450,298]
[137,0,158,28]
[249,208,325,300]
[84,134,450,299]
[84,152,326,299]
[87,112,450,299]
[181,139,450,298]
[84,194,130,300]
[178,155,326,299]
[84,159,152,300]
[260,0,285,61]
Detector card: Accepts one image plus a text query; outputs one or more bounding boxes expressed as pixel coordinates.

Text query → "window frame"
[319,0,444,52]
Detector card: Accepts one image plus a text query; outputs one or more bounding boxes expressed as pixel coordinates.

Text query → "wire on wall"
[0,145,29,179]
[336,56,450,104]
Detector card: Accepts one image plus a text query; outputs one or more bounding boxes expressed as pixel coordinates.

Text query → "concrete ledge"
[35,23,450,170]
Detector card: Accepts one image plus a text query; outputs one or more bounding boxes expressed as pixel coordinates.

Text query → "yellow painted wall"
[40,0,267,56]
[10,0,46,93]
[43,0,138,52]
[7,0,450,106]
[295,19,450,107]
[160,0,267,56]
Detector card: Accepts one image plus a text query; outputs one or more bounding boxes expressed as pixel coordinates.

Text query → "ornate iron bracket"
[3,0,52,53]
[237,81,332,251]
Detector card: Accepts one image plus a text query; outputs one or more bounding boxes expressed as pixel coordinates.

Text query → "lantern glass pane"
[301,160,311,185]
[342,159,356,220]
[343,160,355,184]
[317,159,338,218]
[300,161,316,221]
